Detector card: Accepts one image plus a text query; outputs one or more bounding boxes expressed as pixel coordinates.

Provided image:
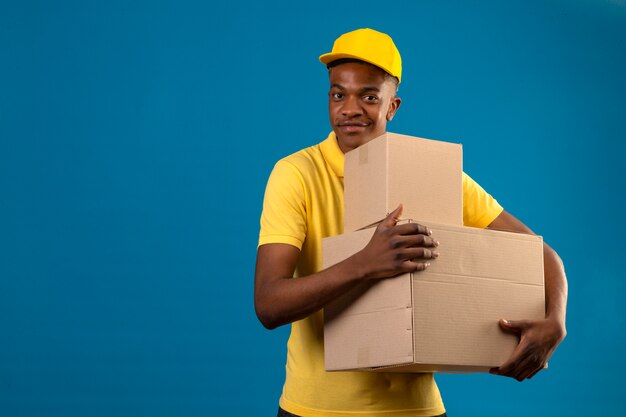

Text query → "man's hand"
[489,317,566,381]
[353,204,439,280]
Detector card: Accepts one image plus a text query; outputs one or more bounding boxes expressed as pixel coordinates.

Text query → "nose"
[341,95,363,117]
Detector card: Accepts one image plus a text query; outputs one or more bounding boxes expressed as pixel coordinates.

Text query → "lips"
[338,124,369,134]
[337,121,370,134]
[338,121,369,127]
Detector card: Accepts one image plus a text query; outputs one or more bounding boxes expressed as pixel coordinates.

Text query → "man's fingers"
[382,204,404,227]
[495,341,525,376]
[496,357,542,382]
[498,319,529,335]
[401,247,439,260]
[490,318,554,381]
[526,365,543,380]
[389,234,439,250]
[497,343,541,379]
[404,234,439,248]
[394,222,432,237]
[508,353,537,381]
[496,358,516,377]
[401,260,431,273]
[497,348,547,381]
[514,359,543,382]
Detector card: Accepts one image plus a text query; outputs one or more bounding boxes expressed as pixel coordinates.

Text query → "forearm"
[255,250,366,329]
[255,207,436,329]
[543,242,568,328]
[488,211,568,326]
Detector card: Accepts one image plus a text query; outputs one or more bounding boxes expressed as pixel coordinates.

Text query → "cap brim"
[319,52,396,81]
[319,52,372,65]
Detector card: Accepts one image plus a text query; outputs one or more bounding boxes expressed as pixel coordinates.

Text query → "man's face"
[328,61,401,153]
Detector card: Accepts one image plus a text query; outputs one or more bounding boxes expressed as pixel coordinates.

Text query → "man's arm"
[254,205,438,329]
[487,210,568,381]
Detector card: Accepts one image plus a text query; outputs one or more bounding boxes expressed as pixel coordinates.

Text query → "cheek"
[375,106,389,123]
[384,102,396,121]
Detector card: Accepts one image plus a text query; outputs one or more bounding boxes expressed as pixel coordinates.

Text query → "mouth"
[337,122,370,133]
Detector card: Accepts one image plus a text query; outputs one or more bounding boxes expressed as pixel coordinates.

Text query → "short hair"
[326,58,400,91]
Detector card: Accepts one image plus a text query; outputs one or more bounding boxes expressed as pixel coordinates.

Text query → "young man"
[255,28,567,417]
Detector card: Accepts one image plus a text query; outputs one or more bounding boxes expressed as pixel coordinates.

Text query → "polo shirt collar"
[320,131,344,178]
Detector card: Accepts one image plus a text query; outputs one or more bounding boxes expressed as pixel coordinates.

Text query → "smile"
[338,120,369,126]
[338,124,369,133]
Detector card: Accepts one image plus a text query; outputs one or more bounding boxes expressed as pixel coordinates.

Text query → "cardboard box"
[344,133,463,232]
[322,221,545,372]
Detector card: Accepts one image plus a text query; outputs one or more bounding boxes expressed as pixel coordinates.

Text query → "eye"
[330,92,344,100]
[363,95,379,103]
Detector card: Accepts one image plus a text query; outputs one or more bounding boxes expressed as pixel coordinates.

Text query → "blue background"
[1,0,625,415]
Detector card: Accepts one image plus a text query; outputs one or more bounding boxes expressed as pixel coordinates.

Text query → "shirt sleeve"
[258,159,308,249]
[462,172,504,228]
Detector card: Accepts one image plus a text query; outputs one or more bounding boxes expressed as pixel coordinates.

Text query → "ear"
[386,96,402,122]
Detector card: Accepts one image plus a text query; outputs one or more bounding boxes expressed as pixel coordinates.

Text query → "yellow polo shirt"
[258,132,503,417]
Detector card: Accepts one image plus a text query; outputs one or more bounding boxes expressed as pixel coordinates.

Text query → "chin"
[335,132,368,152]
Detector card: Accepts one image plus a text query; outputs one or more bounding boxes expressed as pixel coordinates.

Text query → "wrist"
[545,315,567,341]
[346,250,372,282]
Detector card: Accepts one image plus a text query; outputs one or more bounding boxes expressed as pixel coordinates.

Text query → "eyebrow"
[330,83,381,93]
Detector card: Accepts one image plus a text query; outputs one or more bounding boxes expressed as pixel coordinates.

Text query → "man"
[255,28,567,417]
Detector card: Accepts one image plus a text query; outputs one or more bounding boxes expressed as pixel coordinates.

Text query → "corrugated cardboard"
[322,221,545,372]
[344,133,463,232]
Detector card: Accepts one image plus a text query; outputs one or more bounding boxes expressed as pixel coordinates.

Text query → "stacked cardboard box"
[322,132,545,372]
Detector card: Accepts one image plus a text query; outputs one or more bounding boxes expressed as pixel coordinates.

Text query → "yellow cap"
[319,28,402,83]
